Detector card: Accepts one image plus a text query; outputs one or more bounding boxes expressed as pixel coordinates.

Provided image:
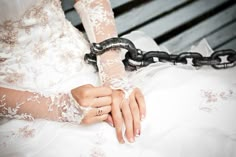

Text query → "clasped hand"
[71,84,146,144]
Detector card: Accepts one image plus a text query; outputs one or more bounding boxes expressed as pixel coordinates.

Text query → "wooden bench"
[62,0,236,54]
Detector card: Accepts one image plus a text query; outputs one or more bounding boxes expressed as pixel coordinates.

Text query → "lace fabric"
[0,0,92,92]
[0,0,133,124]
[0,0,92,124]
[0,88,88,124]
[74,0,133,98]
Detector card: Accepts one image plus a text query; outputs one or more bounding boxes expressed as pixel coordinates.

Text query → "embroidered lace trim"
[0,91,88,124]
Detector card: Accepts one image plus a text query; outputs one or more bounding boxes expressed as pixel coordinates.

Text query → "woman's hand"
[71,84,113,124]
[109,88,146,143]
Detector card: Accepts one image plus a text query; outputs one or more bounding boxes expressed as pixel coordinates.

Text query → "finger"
[81,114,109,125]
[84,106,111,118]
[135,88,146,120]
[92,96,112,107]
[112,93,125,144]
[104,114,114,127]
[89,86,112,97]
[129,93,141,137]
[122,99,134,143]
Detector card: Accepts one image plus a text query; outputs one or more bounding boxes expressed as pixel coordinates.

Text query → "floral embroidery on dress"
[0,125,35,148]
[23,0,49,28]
[90,147,106,157]
[199,89,234,112]
[52,0,61,8]
[89,125,107,157]
[59,51,77,64]
[0,0,63,50]
[33,40,47,59]
[18,125,36,138]
[0,0,50,51]
[0,0,79,87]
[3,71,25,84]
[0,20,18,48]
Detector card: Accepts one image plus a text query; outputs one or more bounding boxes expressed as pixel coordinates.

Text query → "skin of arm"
[0,85,113,124]
[0,87,60,121]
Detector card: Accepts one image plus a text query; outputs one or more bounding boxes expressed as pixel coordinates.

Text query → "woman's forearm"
[74,0,130,94]
[0,87,82,123]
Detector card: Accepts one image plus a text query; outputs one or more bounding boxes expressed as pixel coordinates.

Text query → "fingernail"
[129,137,135,143]
[136,129,141,137]
[141,114,145,121]
[108,122,114,127]
[119,139,125,144]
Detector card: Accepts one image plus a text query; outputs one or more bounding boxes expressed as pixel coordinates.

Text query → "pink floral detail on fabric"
[199,89,234,112]
[89,125,107,157]
[17,125,35,138]
[202,90,218,103]
[0,125,35,148]
[90,147,106,157]
[3,72,25,84]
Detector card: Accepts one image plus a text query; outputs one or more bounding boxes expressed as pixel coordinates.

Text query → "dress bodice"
[1,0,68,49]
[0,0,97,95]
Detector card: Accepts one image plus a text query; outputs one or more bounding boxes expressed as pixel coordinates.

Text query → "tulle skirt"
[1,31,236,157]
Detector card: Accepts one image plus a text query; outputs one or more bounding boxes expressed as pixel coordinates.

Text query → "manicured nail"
[136,129,141,137]
[108,122,114,127]
[129,138,135,143]
[119,139,125,144]
[141,114,145,121]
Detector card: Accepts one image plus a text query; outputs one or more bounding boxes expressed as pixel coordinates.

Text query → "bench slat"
[62,0,236,52]
[62,0,132,12]
[110,0,133,9]
[116,0,187,35]
[205,21,236,50]
[61,0,74,12]
[161,4,236,53]
[217,38,236,50]
[173,20,236,51]
[65,10,81,26]
[136,0,228,40]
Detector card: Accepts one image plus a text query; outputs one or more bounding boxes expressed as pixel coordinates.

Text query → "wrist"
[107,77,134,99]
[56,93,90,124]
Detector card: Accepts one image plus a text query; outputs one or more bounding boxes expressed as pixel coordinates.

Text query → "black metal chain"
[84,37,236,71]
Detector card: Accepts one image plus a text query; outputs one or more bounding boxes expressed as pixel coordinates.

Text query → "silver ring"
[96,108,103,116]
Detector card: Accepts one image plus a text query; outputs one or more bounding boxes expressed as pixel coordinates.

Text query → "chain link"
[85,37,236,71]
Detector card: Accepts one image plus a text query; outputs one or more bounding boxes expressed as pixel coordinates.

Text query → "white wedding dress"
[0,0,236,157]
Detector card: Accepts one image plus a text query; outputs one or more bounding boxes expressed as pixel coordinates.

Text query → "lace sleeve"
[0,87,88,124]
[74,0,133,98]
